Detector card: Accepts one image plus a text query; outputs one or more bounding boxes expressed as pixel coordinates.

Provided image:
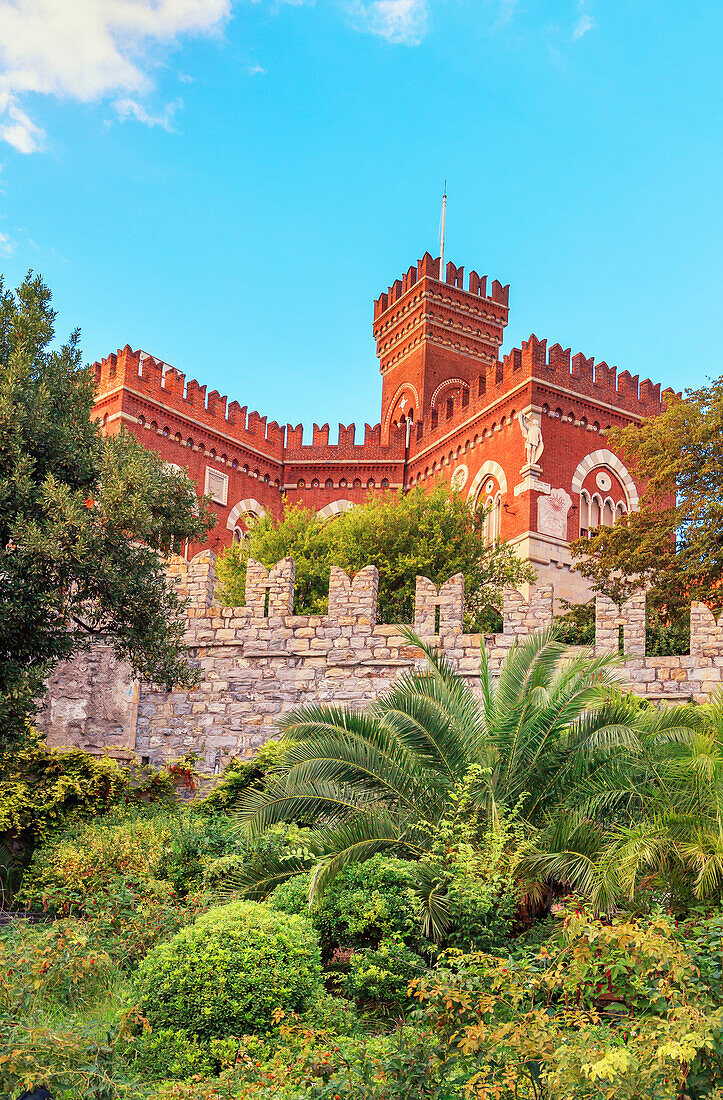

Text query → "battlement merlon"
[373,253,510,320]
[93,347,287,455]
[503,334,671,416]
[283,421,406,459]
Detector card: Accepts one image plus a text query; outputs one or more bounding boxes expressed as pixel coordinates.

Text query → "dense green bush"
[133,900,325,1075]
[340,936,427,1013]
[0,738,175,905]
[269,855,423,955]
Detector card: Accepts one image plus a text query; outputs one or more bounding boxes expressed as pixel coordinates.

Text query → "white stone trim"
[317,499,354,520]
[466,460,508,506]
[383,382,421,433]
[570,449,639,510]
[226,497,266,531]
[430,377,470,408]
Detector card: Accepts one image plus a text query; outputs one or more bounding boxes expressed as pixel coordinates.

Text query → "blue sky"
[0,0,721,432]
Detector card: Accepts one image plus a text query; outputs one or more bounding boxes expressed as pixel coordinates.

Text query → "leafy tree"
[217,484,533,630]
[571,378,723,625]
[232,630,636,940]
[0,272,215,748]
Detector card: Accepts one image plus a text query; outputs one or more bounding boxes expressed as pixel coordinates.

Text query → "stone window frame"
[205,466,229,506]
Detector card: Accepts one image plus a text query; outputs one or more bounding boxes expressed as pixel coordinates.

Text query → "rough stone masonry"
[36,552,723,772]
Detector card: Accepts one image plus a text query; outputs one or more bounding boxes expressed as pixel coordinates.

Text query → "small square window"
[205,466,228,505]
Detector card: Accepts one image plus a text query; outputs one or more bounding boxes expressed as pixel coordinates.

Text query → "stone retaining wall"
[36,552,723,771]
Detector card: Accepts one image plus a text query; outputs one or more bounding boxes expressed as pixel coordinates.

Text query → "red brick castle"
[92,252,672,603]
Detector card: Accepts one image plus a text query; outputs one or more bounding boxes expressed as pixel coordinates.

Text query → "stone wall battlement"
[37,552,723,772]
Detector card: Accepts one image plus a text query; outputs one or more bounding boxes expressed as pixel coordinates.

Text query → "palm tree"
[523,688,723,912]
[233,628,647,938]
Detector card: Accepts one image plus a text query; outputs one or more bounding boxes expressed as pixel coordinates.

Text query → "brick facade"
[92,252,674,603]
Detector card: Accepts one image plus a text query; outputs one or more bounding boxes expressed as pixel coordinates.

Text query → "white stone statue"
[518,410,544,468]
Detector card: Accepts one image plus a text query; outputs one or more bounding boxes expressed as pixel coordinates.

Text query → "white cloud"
[349,0,428,45]
[573,12,595,39]
[0,94,45,152]
[0,0,232,152]
[0,230,14,255]
[114,96,182,130]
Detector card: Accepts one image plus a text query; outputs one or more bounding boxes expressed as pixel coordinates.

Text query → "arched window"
[615,501,626,520]
[580,490,590,537]
[603,498,614,526]
[590,494,602,529]
[483,493,502,544]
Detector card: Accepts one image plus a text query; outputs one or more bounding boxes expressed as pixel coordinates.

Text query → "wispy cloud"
[0,230,15,255]
[573,12,595,39]
[348,0,428,45]
[0,0,232,153]
[114,97,182,131]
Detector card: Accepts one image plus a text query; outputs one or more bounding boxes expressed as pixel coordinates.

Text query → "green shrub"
[197,740,287,814]
[133,900,325,1074]
[19,809,177,915]
[270,855,423,955]
[340,936,427,1012]
[0,918,117,1014]
[18,808,216,967]
[0,738,175,906]
[0,739,174,848]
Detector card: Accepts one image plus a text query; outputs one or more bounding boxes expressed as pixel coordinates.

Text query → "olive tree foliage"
[216,484,534,630]
[0,273,215,747]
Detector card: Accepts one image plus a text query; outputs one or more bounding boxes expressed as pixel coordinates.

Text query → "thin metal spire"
[439,182,447,281]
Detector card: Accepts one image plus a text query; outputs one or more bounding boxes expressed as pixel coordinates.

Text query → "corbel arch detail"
[570,449,639,510]
[466,460,508,506]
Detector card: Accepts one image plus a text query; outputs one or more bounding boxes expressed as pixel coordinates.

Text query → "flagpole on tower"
[439,182,447,282]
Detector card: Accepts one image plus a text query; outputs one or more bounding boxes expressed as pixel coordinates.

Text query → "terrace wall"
[35,555,723,772]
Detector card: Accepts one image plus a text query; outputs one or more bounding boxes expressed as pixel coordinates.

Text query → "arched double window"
[483,493,502,543]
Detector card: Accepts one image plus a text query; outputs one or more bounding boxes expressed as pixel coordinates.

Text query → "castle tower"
[373,253,509,440]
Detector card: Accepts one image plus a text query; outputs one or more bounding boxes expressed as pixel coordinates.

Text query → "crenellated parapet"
[284,420,406,462]
[328,566,379,626]
[245,558,295,617]
[40,555,723,769]
[595,593,646,656]
[373,252,510,319]
[94,346,287,458]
